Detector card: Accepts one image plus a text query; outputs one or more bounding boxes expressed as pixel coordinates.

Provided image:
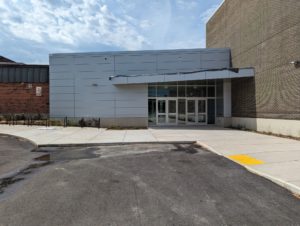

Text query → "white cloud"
[0,0,223,63]
[176,0,198,10]
[0,0,149,50]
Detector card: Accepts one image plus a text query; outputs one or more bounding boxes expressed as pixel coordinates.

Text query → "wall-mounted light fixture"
[290,61,300,68]
[92,83,98,87]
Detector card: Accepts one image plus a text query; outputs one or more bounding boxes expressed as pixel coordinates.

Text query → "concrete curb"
[0,133,38,152]
[244,166,300,196]
[195,141,300,196]
[38,141,196,148]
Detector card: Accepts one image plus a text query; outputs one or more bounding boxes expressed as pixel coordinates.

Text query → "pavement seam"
[87,128,105,141]
[195,141,300,196]
[122,130,128,142]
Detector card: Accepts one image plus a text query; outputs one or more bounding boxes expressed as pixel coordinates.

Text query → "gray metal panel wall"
[50,48,230,118]
[50,54,148,118]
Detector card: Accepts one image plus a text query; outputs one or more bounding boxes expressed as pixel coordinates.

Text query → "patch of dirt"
[172,144,199,154]
[293,193,300,199]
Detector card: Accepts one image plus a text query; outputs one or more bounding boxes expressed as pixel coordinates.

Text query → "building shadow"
[231,77,257,131]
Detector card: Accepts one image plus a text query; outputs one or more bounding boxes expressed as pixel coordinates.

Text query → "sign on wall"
[36,86,42,96]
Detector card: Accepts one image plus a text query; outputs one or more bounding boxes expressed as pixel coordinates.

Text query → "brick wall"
[0,83,49,114]
[206,0,300,120]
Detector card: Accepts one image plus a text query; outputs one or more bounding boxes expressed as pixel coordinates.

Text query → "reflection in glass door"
[198,99,206,124]
[154,98,207,125]
[157,98,177,125]
[168,100,177,124]
[187,99,207,125]
[157,99,166,124]
[187,100,196,123]
[178,99,186,124]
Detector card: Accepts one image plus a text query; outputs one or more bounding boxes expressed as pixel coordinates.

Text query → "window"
[187,86,206,97]
[148,86,156,97]
[208,87,215,97]
[157,86,177,97]
[148,80,216,98]
[178,86,186,97]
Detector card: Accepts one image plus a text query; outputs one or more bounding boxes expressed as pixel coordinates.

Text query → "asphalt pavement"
[2,125,300,196]
[0,134,42,178]
[0,141,300,226]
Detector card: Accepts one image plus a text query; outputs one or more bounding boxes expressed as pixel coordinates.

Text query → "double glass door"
[187,98,207,124]
[155,98,207,125]
[157,98,177,125]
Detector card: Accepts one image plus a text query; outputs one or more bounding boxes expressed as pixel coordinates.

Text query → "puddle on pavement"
[0,155,51,195]
[37,147,100,162]
[0,177,24,193]
[0,143,200,196]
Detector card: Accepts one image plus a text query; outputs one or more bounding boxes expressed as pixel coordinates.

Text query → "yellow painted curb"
[228,154,264,165]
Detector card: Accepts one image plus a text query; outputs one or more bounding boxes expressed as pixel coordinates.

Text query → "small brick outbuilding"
[0,56,49,115]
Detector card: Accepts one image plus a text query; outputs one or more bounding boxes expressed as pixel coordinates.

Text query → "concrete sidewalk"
[0,125,300,195]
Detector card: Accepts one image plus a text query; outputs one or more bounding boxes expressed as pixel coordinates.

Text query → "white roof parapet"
[111,68,255,85]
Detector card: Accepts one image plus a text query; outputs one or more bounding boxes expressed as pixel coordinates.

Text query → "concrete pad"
[250,150,300,163]
[252,162,300,182]
[208,143,300,155]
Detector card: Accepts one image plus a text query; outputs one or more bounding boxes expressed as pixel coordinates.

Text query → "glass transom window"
[148,80,216,98]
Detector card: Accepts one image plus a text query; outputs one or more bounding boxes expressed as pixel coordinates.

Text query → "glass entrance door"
[198,99,207,124]
[157,98,177,125]
[155,98,206,125]
[187,98,207,125]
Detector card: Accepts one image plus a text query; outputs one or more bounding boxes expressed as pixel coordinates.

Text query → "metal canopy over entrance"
[111,68,254,85]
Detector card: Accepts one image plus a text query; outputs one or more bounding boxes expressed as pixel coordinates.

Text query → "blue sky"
[0,0,223,64]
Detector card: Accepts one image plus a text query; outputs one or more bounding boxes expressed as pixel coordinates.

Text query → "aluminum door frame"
[156,98,178,125]
[186,98,208,125]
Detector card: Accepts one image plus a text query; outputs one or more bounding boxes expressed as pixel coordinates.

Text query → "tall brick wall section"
[206,0,300,119]
[0,83,49,114]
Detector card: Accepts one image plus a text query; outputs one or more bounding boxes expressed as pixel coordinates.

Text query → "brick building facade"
[0,83,49,114]
[0,57,49,115]
[206,0,300,137]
